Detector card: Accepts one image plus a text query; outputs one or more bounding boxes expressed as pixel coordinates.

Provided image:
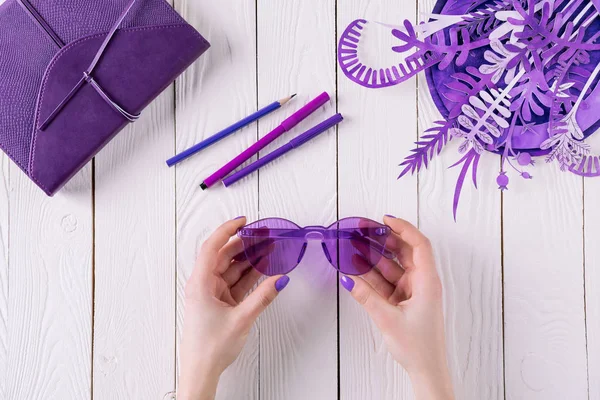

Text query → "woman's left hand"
[178,217,289,400]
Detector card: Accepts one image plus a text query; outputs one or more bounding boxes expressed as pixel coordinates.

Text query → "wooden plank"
[256,1,337,399]
[336,0,418,398]
[417,1,504,399]
[0,0,9,395]
[92,90,176,397]
[586,176,600,400]
[0,155,8,400]
[6,169,93,399]
[503,166,587,398]
[174,1,259,398]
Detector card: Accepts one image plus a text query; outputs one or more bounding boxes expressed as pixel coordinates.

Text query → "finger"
[340,275,394,328]
[237,275,289,323]
[383,216,427,248]
[383,216,435,271]
[358,259,395,300]
[230,268,263,303]
[227,236,276,269]
[220,289,238,307]
[382,228,403,255]
[349,242,408,304]
[349,237,402,281]
[218,237,245,268]
[376,256,405,284]
[349,236,389,268]
[202,217,247,257]
[389,280,411,306]
[221,260,253,287]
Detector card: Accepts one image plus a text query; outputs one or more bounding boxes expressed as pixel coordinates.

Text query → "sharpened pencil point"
[279,94,297,106]
[200,182,208,190]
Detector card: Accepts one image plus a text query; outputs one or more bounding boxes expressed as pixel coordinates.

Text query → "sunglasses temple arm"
[337,231,396,259]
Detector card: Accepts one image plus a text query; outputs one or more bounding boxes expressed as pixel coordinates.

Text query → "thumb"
[340,275,394,328]
[237,275,290,323]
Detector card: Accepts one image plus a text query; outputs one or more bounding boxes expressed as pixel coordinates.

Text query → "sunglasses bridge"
[294,228,331,264]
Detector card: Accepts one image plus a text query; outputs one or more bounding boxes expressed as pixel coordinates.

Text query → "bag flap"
[30,24,208,195]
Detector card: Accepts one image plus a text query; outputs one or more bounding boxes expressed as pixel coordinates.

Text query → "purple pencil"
[200,92,330,189]
[222,113,343,187]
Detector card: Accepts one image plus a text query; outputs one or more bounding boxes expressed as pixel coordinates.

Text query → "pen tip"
[200,183,208,190]
[291,93,297,98]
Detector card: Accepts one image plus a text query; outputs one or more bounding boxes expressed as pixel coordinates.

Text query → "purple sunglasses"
[236,217,396,276]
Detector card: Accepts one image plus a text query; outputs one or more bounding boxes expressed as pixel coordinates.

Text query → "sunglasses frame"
[237,217,397,276]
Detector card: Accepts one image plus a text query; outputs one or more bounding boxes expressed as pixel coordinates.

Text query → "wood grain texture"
[586,174,600,400]
[92,89,176,397]
[2,1,597,398]
[6,168,92,400]
[586,175,599,400]
[0,155,8,400]
[417,1,504,399]
[337,0,418,398]
[0,1,8,398]
[174,1,259,398]
[256,1,337,399]
[503,166,586,399]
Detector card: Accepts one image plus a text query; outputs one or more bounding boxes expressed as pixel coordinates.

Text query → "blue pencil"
[166,94,296,167]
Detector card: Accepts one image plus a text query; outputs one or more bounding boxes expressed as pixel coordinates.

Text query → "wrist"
[409,365,454,400]
[178,362,222,400]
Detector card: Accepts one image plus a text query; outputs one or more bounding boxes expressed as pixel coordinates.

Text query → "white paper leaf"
[561,82,575,90]
[564,112,584,140]
[540,134,561,150]
[448,127,466,137]
[490,40,513,57]
[504,67,516,85]
[461,104,479,119]
[489,112,509,128]
[469,96,487,110]
[479,63,499,74]
[495,104,511,119]
[484,50,503,63]
[416,14,465,37]
[458,115,474,129]
[483,123,502,138]
[477,130,494,144]
[480,90,495,104]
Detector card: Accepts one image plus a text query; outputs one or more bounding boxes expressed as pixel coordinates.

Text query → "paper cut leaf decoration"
[338,0,600,218]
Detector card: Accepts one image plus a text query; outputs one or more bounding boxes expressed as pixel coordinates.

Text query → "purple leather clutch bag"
[0,0,210,195]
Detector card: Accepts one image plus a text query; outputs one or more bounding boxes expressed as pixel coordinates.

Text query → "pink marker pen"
[200,91,330,190]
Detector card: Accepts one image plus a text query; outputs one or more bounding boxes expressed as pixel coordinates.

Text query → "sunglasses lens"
[239,218,305,276]
[323,217,391,275]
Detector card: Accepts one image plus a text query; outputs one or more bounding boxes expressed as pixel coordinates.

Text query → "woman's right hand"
[340,215,454,400]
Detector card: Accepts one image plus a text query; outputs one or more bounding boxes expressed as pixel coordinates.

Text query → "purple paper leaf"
[462,0,513,38]
[472,152,481,189]
[397,120,452,179]
[449,149,478,221]
[392,20,490,69]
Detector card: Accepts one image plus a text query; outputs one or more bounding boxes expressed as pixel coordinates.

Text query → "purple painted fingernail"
[234,216,245,220]
[385,214,396,219]
[340,276,355,292]
[275,276,290,292]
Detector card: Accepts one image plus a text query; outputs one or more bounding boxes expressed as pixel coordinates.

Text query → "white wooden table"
[1,0,598,399]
